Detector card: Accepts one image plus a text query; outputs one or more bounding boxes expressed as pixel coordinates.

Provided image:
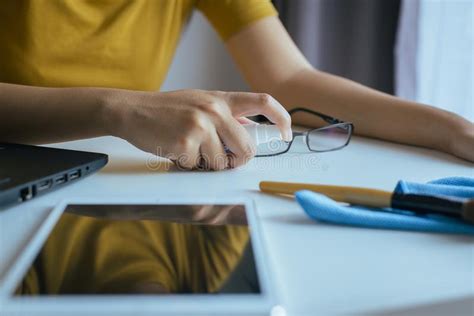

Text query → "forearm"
[268,68,471,151]
[0,83,111,144]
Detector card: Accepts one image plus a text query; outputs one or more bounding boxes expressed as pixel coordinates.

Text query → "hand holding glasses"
[253,107,354,157]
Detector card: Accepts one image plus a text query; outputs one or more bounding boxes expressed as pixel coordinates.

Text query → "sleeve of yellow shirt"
[195,0,278,41]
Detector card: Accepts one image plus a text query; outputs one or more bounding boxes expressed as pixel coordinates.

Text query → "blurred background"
[161,0,473,121]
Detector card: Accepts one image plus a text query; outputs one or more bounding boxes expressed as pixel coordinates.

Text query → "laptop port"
[55,174,67,185]
[69,169,81,180]
[19,186,34,201]
[36,179,53,192]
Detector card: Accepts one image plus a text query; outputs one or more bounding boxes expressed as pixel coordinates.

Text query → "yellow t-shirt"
[0,0,277,90]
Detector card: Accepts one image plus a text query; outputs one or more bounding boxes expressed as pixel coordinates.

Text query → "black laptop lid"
[0,143,108,207]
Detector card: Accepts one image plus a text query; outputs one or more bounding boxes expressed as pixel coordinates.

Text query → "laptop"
[0,143,108,208]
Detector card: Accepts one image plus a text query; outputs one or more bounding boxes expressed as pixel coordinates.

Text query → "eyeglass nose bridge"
[291,131,307,138]
[290,131,309,143]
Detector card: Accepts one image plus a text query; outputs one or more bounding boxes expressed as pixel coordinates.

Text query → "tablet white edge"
[1,196,284,316]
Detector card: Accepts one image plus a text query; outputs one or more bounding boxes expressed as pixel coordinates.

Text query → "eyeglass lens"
[254,109,352,156]
[307,124,351,151]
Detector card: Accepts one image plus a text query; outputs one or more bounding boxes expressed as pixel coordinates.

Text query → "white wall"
[416,0,473,121]
[161,11,249,92]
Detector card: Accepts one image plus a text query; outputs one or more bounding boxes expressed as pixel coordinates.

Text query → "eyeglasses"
[255,107,354,157]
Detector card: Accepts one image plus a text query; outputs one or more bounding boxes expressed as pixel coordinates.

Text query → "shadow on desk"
[266,214,474,244]
[361,295,474,316]
[101,158,176,174]
[268,213,474,243]
[100,158,243,174]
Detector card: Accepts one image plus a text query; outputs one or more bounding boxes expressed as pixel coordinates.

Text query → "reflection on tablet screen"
[15,204,260,295]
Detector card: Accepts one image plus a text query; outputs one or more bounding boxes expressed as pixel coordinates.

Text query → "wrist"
[438,109,472,152]
[449,121,474,162]
[98,88,130,138]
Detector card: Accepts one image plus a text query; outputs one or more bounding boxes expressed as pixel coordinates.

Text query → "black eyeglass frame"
[255,107,354,157]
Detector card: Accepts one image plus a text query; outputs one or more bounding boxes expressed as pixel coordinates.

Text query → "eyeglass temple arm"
[288,107,343,124]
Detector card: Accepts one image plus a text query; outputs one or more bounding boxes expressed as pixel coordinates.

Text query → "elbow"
[260,66,315,105]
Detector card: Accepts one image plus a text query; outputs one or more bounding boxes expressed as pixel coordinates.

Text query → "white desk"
[1,136,473,315]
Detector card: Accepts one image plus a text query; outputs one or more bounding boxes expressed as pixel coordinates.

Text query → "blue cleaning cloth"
[295,177,474,235]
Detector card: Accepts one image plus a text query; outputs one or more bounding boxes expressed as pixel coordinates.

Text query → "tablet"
[1,198,282,316]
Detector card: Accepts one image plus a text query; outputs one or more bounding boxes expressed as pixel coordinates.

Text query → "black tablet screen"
[15,204,260,295]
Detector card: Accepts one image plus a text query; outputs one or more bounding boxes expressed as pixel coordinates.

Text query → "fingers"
[191,205,241,225]
[172,138,201,170]
[192,205,221,223]
[224,92,293,141]
[199,128,228,170]
[236,117,258,125]
[175,123,248,170]
[164,90,291,170]
[216,117,256,168]
[171,126,228,171]
[169,110,228,171]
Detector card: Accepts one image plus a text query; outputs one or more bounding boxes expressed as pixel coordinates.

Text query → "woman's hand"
[104,89,292,170]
